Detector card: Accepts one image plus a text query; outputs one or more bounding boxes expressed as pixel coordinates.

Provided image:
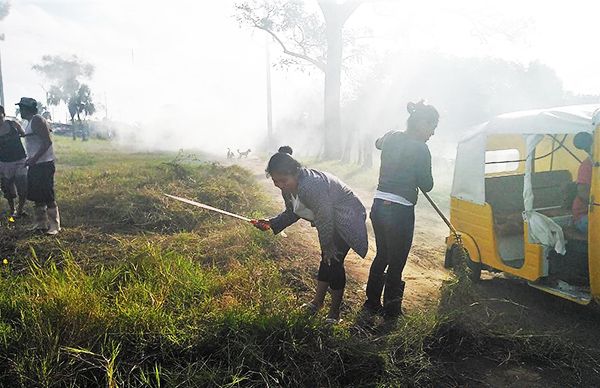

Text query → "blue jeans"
[575,215,588,234]
[365,199,415,316]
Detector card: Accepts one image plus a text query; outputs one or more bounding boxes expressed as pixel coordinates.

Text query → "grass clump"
[0,245,303,387]
[0,244,400,387]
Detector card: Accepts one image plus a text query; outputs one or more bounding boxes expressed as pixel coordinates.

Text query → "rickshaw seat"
[486,170,573,236]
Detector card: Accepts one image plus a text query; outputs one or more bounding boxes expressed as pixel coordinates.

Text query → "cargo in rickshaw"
[446,104,600,304]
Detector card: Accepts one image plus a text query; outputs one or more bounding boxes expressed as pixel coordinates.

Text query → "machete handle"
[250,219,271,231]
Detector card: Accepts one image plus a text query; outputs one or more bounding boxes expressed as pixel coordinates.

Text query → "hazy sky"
[1,0,599,151]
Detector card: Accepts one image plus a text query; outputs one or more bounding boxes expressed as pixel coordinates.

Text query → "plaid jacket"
[269,168,368,259]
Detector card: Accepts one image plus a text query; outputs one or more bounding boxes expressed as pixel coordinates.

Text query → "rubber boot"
[383,280,405,320]
[46,206,61,236]
[30,205,48,231]
[364,271,386,314]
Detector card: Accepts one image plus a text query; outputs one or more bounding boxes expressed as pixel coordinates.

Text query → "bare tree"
[236,0,364,159]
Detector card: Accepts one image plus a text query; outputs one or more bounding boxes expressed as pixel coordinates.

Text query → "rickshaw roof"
[461,104,600,143]
[452,103,600,207]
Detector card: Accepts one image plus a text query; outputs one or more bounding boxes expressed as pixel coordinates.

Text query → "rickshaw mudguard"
[589,126,600,301]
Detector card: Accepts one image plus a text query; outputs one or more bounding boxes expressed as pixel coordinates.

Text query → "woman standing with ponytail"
[252,146,368,324]
[364,100,439,320]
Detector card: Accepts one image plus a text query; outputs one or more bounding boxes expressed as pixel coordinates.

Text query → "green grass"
[0,137,597,387]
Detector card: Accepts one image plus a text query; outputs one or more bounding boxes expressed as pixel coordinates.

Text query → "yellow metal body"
[448,199,544,281]
[589,127,600,302]
[448,127,600,303]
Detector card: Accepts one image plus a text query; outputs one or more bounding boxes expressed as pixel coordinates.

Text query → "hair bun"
[278,145,293,155]
[407,102,416,114]
[407,100,428,114]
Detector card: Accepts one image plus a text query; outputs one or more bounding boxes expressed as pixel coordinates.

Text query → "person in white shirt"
[364,100,439,320]
[17,97,61,235]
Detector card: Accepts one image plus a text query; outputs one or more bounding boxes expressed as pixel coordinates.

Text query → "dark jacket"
[375,130,433,204]
[269,168,368,259]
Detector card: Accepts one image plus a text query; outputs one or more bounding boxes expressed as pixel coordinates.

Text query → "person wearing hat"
[17,97,60,235]
[572,132,594,234]
[0,105,28,217]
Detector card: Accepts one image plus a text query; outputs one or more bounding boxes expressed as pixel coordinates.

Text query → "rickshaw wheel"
[449,244,481,281]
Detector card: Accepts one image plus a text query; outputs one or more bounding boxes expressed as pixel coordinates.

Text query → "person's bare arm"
[577,183,590,203]
[12,121,25,137]
[26,116,52,167]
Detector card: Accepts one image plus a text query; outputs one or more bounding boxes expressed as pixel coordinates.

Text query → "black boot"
[364,272,386,314]
[383,280,405,320]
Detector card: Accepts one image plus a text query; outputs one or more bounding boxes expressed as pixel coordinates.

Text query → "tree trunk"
[341,126,356,164]
[361,135,374,169]
[323,17,343,160]
[319,1,360,160]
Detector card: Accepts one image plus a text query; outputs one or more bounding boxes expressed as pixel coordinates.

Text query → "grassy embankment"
[0,138,597,387]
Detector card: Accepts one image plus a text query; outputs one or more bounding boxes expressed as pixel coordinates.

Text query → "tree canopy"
[33,55,96,122]
[0,1,10,21]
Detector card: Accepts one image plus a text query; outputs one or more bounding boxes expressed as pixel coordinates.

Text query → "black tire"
[450,244,481,281]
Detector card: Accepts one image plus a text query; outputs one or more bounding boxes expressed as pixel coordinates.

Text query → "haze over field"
[1,0,599,154]
[2,3,600,386]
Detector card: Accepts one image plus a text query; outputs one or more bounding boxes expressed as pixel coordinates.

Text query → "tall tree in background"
[33,55,96,128]
[236,0,363,159]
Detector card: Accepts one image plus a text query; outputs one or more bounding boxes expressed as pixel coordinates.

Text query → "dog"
[237,148,251,158]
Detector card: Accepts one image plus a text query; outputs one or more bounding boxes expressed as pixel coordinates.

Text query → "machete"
[165,193,252,222]
[164,193,281,235]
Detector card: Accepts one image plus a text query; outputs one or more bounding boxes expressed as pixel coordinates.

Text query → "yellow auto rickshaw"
[446,104,600,304]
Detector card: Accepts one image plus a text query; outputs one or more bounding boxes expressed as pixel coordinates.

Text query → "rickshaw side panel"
[589,127,600,302]
[523,222,546,279]
[450,197,544,281]
[450,198,496,261]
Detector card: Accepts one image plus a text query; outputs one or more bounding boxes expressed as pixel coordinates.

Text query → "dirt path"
[229,157,449,312]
